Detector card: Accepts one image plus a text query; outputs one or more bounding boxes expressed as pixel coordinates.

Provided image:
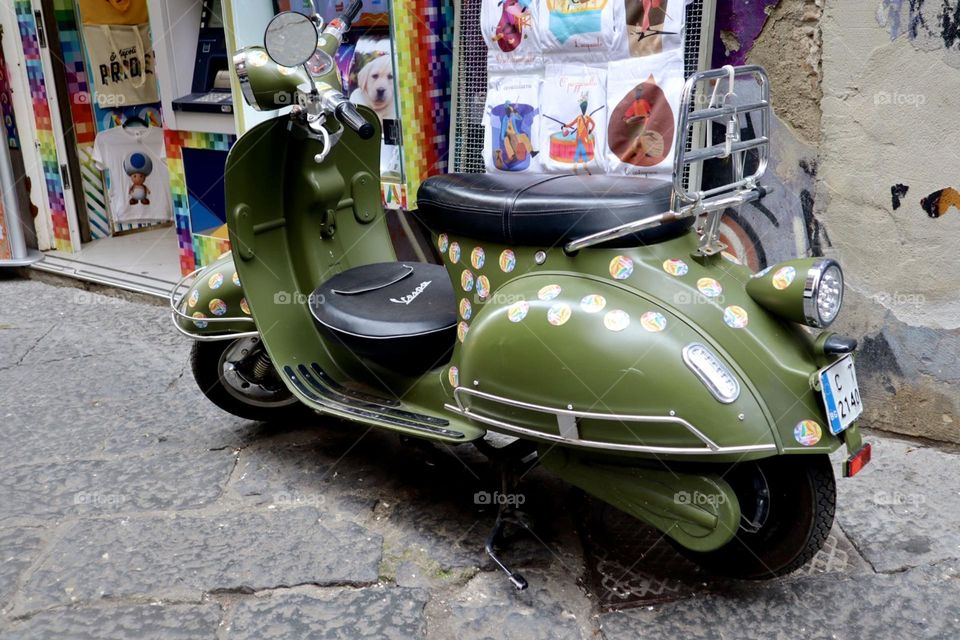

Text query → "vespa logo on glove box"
[390,281,431,305]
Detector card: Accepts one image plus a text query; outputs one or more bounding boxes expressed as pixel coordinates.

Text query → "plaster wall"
[714,0,960,442]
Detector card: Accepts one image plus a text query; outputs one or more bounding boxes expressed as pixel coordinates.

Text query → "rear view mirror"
[264,12,318,68]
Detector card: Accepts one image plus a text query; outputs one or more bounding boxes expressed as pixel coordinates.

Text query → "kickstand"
[483,459,536,591]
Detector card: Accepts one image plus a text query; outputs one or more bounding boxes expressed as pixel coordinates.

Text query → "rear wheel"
[190,337,303,422]
[676,454,835,579]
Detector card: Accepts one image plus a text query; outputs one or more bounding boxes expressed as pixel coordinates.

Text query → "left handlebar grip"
[336,102,375,140]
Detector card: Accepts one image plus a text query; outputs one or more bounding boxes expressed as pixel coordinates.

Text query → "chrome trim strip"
[681,343,741,404]
[169,317,260,342]
[451,387,738,453]
[444,403,776,456]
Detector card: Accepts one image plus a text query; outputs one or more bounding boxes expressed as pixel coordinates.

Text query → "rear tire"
[675,455,835,579]
[190,338,304,422]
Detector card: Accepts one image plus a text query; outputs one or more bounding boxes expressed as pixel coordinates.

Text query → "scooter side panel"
[435,231,844,460]
[173,255,256,338]
[452,271,777,456]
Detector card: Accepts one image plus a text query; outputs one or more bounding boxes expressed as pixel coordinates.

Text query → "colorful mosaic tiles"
[392,0,454,209]
[14,0,72,251]
[164,129,235,275]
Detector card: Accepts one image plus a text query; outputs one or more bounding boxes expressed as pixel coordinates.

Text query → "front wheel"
[190,337,303,422]
[675,455,836,579]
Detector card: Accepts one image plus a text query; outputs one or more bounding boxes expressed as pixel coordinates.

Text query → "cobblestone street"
[1,276,958,639]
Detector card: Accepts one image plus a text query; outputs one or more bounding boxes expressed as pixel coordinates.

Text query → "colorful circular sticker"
[662,258,689,277]
[609,255,634,280]
[603,309,630,332]
[188,289,199,308]
[438,233,449,254]
[697,277,723,298]
[471,247,486,269]
[457,321,469,343]
[794,420,823,446]
[723,305,749,329]
[534,250,547,264]
[240,298,251,315]
[208,272,224,290]
[461,269,474,292]
[209,299,227,316]
[448,242,461,263]
[476,275,491,299]
[507,300,529,323]
[499,249,516,273]
[721,251,742,265]
[448,366,459,387]
[640,311,667,332]
[232,272,241,287]
[459,298,472,320]
[751,265,773,279]
[191,312,208,329]
[580,294,606,313]
[772,266,796,290]
[538,284,562,301]
[547,302,572,326]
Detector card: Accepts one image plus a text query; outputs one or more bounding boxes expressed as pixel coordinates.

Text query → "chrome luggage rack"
[445,387,776,456]
[565,65,772,255]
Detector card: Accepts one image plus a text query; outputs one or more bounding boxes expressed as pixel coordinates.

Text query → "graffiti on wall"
[878,0,960,64]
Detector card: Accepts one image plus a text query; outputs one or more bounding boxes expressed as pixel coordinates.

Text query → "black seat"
[309,262,456,373]
[415,173,692,248]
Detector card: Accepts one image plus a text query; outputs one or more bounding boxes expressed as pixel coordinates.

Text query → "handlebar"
[342,0,363,27]
[318,88,374,139]
[337,101,375,139]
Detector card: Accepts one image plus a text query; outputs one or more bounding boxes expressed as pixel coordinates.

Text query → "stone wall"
[713,0,960,443]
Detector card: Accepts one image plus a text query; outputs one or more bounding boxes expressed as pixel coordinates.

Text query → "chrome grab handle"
[564,65,772,255]
[564,187,768,253]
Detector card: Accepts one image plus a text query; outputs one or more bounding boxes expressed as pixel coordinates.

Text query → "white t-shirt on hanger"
[93,126,172,225]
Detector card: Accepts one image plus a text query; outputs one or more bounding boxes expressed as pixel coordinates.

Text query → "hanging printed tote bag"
[537,0,624,59]
[82,23,159,108]
[538,63,607,173]
[483,73,542,173]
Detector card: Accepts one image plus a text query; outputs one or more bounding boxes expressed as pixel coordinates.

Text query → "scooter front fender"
[170,254,257,340]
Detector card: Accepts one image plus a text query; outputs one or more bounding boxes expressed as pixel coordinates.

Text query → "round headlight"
[803,259,843,327]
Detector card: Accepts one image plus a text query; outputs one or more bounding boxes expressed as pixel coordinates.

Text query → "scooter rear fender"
[170,254,256,340]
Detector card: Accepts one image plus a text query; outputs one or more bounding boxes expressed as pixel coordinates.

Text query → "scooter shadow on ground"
[232,413,829,609]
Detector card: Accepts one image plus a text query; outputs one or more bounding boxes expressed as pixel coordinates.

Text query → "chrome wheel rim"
[218,337,297,408]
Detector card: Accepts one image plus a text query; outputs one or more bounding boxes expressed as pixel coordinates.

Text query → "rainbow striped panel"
[391,0,454,209]
[14,0,73,251]
[164,129,236,275]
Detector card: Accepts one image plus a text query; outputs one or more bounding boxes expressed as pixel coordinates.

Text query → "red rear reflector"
[843,443,872,477]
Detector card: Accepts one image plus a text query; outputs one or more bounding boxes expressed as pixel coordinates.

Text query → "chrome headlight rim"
[803,258,843,328]
[233,51,261,111]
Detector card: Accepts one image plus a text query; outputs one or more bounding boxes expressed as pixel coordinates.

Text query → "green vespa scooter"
[171,3,872,587]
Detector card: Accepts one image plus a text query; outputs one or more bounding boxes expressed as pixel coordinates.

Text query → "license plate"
[819,356,863,435]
